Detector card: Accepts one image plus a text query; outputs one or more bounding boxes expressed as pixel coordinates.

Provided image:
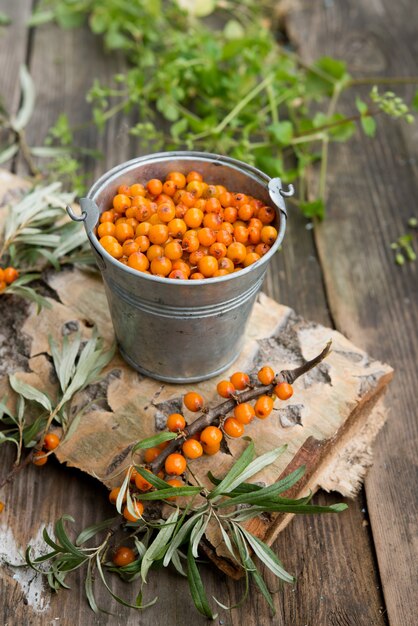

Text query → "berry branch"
[148,341,331,474]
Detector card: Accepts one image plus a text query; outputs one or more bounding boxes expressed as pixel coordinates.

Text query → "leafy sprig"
[26,439,347,617]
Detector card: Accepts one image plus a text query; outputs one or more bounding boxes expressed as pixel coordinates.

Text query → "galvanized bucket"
[67,151,293,383]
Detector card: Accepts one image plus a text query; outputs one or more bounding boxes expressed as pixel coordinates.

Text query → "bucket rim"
[85,151,287,286]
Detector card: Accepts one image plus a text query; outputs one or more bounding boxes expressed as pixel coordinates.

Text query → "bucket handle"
[66,198,100,235]
[268,178,294,218]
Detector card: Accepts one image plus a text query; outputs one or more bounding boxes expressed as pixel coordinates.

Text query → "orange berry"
[205,197,221,213]
[261,226,278,245]
[171,259,191,277]
[184,392,204,412]
[165,478,183,500]
[227,242,247,264]
[223,417,244,438]
[223,206,238,223]
[209,242,227,260]
[163,180,177,196]
[254,395,274,419]
[274,382,294,401]
[234,403,255,425]
[100,210,115,223]
[166,413,186,432]
[234,225,249,244]
[257,205,276,224]
[186,171,203,183]
[197,228,216,247]
[255,243,270,257]
[258,366,275,386]
[218,257,235,273]
[168,218,187,238]
[122,240,139,256]
[164,241,183,260]
[230,371,250,390]
[248,226,261,244]
[115,222,134,243]
[150,256,172,277]
[167,171,186,189]
[169,269,188,280]
[135,469,153,491]
[118,184,131,195]
[32,451,48,466]
[130,183,146,197]
[149,224,169,245]
[133,236,149,253]
[182,233,200,253]
[109,487,126,505]
[182,439,203,459]
[243,252,261,267]
[97,222,116,238]
[213,269,229,277]
[144,447,160,464]
[157,203,176,223]
[216,229,233,247]
[113,546,136,567]
[147,179,163,196]
[203,213,222,231]
[198,255,218,278]
[165,453,187,476]
[233,193,248,207]
[202,442,220,455]
[123,501,144,522]
[238,203,254,221]
[44,432,60,451]
[190,272,204,280]
[147,244,164,261]
[184,208,204,229]
[217,380,236,398]
[128,252,149,272]
[219,191,233,207]
[136,221,151,236]
[200,426,223,446]
[113,194,131,213]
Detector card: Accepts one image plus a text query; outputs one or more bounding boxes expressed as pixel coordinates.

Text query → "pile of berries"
[108,365,293,527]
[32,432,61,466]
[97,171,278,280]
[0,267,19,292]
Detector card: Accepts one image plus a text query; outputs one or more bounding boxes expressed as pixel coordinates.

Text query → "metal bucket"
[67,151,293,383]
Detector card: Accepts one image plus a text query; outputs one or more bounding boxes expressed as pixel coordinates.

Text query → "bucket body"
[72,152,292,383]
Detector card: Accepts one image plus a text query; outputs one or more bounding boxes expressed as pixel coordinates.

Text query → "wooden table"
[0,1,417,624]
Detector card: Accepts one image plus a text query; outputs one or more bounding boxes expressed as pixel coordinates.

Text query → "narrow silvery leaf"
[116,469,132,514]
[9,375,52,412]
[239,527,295,584]
[141,509,179,582]
[0,143,19,164]
[11,65,36,131]
[163,512,205,567]
[208,440,255,499]
[191,514,210,558]
[171,550,187,576]
[224,445,287,495]
[186,543,217,619]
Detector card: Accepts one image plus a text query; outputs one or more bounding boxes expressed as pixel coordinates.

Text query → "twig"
[148,341,332,474]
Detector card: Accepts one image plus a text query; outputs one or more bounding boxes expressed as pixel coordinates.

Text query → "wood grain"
[0,5,398,625]
[286,1,418,624]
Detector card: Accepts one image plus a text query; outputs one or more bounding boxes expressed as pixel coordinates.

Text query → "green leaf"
[299,199,325,220]
[0,143,19,164]
[208,440,255,499]
[269,121,293,146]
[187,543,217,619]
[5,285,52,313]
[134,466,169,491]
[355,96,368,114]
[224,20,245,40]
[141,509,179,582]
[85,560,99,613]
[76,517,117,546]
[0,11,12,25]
[132,486,201,501]
[361,116,377,137]
[54,516,86,558]
[177,0,216,17]
[247,556,275,613]
[11,65,36,132]
[23,415,46,446]
[9,375,52,412]
[27,10,55,27]
[131,432,177,452]
[96,555,158,609]
[163,511,206,567]
[239,527,295,584]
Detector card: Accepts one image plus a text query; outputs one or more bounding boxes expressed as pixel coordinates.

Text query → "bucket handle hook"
[66,204,86,222]
[268,178,294,217]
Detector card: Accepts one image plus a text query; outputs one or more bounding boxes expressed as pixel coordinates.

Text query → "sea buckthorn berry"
[243,252,261,267]
[205,197,221,213]
[203,213,222,231]
[2,267,19,284]
[150,256,172,277]
[223,206,238,223]
[167,171,186,189]
[100,210,115,223]
[189,249,206,266]
[238,203,254,221]
[144,447,160,464]
[186,171,203,183]
[104,240,123,259]
[136,221,151,236]
[217,380,236,398]
[128,252,149,272]
[168,218,187,238]
[130,183,145,197]
[198,255,218,277]
[172,259,191,277]
[126,218,139,230]
[255,243,270,257]
[213,269,228,276]
[165,478,183,500]
[233,193,248,207]
[149,224,169,245]
[234,403,255,425]
[202,442,220,455]
[197,227,216,247]
[220,221,234,234]
[126,467,138,482]
[165,453,187,476]
[184,208,204,229]
[123,501,144,522]
[147,245,164,261]
[182,439,203,459]
[184,392,204,412]
[186,181,204,198]
[219,191,233,207]
[230,371,250,390]
[182,233,200,253]
[32,451,47,466]
[261,226,278,245]
[258,366,275,385]
[218,257,235,273]
[169,269,188,280]
[166,413,186,432]
[200,426,222,446]
[274,382,294,400]
[234,225,249,244]
[44,432,60,451]
[115,222,134,243]
[223,417,245,438]
[135,469,153,491]
[133,236,149,253]
[147,179,163,196]
[190,272,204,280]
[113,546,136,567]
[209,242,227,260]
[255,395,274,419]
[158,203,176,223]
[248,226,261,244]
[109,487,126,505]
[118,184,131,195]
[164,241,183,261]
[163,179,177,196]
[227,242,247,265]
[216,229,233,247]
[258,205,276,224]
[113,194,131,213]
[97,222,116,238]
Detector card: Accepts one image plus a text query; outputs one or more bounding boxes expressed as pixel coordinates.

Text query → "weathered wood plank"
[286,0,418,624]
